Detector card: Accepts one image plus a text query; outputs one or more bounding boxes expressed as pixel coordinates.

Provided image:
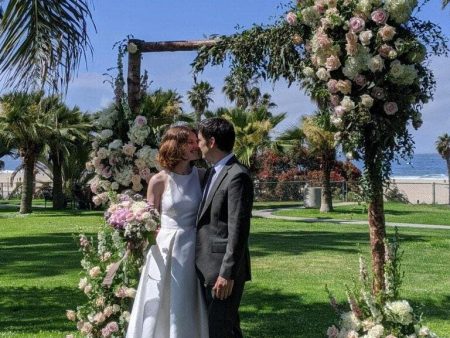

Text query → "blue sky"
[62,1,450,154]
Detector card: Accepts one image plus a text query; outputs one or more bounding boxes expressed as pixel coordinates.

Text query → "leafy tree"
[187,80,214,122]
[0,0,94,91]
[301,114,336,213]
[435,133,450,204]
[0,92,50,213]
[42,98,91,209]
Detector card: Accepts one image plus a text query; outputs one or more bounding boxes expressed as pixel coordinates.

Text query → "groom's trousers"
[202,279,246,338]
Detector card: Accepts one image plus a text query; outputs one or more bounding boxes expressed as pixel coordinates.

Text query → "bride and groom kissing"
[127,117,254,338]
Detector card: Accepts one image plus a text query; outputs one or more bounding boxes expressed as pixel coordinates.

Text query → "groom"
[196,118,254,338]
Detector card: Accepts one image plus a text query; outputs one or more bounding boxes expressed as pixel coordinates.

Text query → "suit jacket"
[196,155,254,286]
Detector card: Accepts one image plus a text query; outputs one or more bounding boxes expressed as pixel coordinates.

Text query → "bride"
[127,125,209,338]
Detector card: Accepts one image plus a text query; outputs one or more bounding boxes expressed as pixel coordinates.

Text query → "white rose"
[341,96,355,112]
[359,30,373,46]
[368,55,384,73]
[360,94,374,108]
[316,67,330,81]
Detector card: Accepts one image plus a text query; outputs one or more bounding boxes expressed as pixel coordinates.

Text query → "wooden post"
[127,39,143,114]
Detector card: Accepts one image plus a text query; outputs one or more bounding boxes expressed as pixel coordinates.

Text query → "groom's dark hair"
[199,118,235,152]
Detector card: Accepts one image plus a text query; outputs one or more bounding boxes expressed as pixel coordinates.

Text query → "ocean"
[1,153,448,179]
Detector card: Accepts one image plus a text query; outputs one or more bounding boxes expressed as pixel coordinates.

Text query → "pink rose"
[378,25,396,41]
[286,12,297,25]
[314,1,326,14]
[334,106,346,117]
[327,79,338,94]
[81,322,93,335]
[349,17,365,33]
[106,321,119,333]
[101,327,111,338]
[384,101,398,115]
[371,9,389,25]
[354,74,367,87]
[101,167,112,179]
[134,115,147,127]
[317,32,331,49]
[94,312,106,324]
[378,44,394,58]
[330,95,340,107]
[325,55,341,71]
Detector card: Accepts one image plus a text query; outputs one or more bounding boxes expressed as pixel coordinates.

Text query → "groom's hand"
[213,276,234,300]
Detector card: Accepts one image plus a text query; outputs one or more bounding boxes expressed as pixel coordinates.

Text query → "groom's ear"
[209,136,216,148]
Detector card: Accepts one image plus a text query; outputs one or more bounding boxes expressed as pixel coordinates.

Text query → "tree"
[436,133,450,205]
[187,81,214,122]
[301,114,336,213]
[0,0,94,91]
[42,97,91,209]
[0,92,50,213]
[193,1,447,294]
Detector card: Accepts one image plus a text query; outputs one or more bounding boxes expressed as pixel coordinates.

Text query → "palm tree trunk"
[51,152,65,210]
[320,158,333,212]
[364,138,386,295]
[20,151,36,214]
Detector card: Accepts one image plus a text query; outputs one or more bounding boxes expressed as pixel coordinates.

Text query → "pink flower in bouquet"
[106,321,119,333]
[108,208,132,229]
[103,306,114,318]
[354,74,367,87]
[94,312,106,324]
[325,55,341,71]
[326,325,339,338]
[101,327,111,337]
[286,12,297,25]
[316,31,332,49]
[336,80,352,95]
[84,284,93,294]
[378,25,396,41]
[349,17,365,33]
[89,266,102,278]
[334,106,346,117]
[378,44,394,58]
[134,115,147,127]
[101,166,112,179]
[314,0,325,14]
[115,286,127,298]
[330,95,340,107]
[327,79,338,94]
[93,156,102,168]
[80,322,93,335]
[93,195,103,206]
[384,101,398,115]
[371,9,389,25]
[79,235,90,248]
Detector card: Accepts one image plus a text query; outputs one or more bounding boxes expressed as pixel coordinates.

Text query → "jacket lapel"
[197,155,237,222]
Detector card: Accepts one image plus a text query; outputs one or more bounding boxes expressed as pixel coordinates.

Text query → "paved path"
[253,207,450,230]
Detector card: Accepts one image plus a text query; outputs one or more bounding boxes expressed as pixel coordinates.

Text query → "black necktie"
[200,167,216,211]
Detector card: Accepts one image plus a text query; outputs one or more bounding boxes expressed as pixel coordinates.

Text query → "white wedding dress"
[127,167,209,338]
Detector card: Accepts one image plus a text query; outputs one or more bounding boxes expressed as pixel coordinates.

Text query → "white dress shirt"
[204,153,234,199]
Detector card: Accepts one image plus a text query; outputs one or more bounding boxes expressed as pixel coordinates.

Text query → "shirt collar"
[213,153,234,172]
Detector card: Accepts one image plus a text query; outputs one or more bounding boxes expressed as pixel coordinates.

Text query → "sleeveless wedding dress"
[127,167,209,338]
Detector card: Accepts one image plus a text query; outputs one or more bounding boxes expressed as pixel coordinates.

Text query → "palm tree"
[42,97,91,209]
[187,81,214,122]
[301,114,336,213]
[223,106,285,169]
[0,92,51,213]
[436,133,450,205]
[0,0,94,91]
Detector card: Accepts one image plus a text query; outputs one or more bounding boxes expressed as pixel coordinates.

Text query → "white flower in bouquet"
[111,181,119,191]
[360,94,374,108]
[341,96,356,112]
[341,311,362,331]
[100,129,114,140]
[66,310,77,321]
[330,115,343,128]
[303,66,316,78]
[121,311,131,322]
[80,322,93,335]
[368,55,385,73]
[113,166,133,186]
[385,0,417,24]
[83,283,92,294]
[384,300,414,325]
[136,146,158,167]
[359,30,373,46]
[78,277,88,290]
[128,124,151,146]
[108,139,123,150]
[103,305,114,318]
[301,6,320,26]
[356,0,373,16]
[378,25,396,42]
[97,147,109,160]
[316,67,330,81]
[112,304,121,313]
[366,324,384,338]
[88,266,102,278]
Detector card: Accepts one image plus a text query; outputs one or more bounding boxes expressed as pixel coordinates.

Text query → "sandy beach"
[389,177,449,204]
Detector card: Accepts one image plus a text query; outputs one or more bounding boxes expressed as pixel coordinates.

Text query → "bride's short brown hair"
[157,125,196,170]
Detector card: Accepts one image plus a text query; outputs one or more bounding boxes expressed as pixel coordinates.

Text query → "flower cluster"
[326,235,439,338]
[87,110,159,205]
[67,194,159,337]
[104,193,160,242]
[288,0,429,157]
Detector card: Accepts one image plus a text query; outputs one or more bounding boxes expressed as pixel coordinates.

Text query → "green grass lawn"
[273,201,450,226]
[1,205,449,337]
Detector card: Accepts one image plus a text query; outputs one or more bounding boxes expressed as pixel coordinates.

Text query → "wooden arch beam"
[127,38,218,113]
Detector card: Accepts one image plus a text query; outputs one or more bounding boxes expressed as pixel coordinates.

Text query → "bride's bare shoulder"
[148,171,168,190]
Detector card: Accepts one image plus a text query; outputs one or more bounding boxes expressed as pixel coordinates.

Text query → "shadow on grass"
[0,233,96,278]
[240,286,334,338]
[0,286,84,333]
[249,228,428,258]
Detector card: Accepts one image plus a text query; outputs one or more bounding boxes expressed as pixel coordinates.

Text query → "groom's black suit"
[196,155,253,338]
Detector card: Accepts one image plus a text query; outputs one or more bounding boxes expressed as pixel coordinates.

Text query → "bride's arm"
[146,171,166,213]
